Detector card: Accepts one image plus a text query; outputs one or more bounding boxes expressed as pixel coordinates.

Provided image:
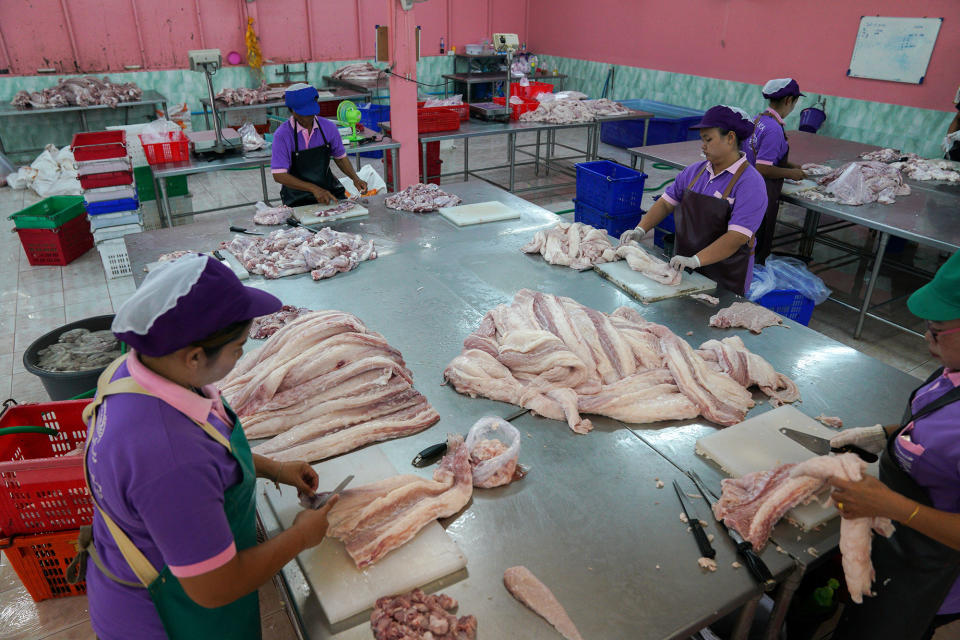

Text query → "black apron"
[674,162,754,296]
[750,114,788,265]
[835,367,960,640]
[279,118,346,207]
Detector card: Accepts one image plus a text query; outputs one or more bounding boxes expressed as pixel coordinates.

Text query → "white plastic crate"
[76,157,132,176]
[88,211,142,232]
[83,184,137,203]
[97,238,132,279]
[106,124,149,168]
[92,222,142,244]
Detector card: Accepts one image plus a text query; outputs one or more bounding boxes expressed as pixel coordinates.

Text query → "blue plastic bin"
[358,104,390,159]
[653,212,676,250]
[85,197,140,216]
[575,161,647,215]
[573,199,643,239]
[756,289,815,326]
[600,99,705,148]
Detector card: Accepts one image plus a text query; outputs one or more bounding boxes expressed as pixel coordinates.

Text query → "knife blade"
[299,474,354,510]
[411,407,528,467]
[673,480,715,559]
[687,469,778,592]
[779,427,878,463]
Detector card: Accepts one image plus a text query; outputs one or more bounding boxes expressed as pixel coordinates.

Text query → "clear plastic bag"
[747,263,778,302]
[238,121,266,151]
[765,257,831,304]
[465,416,522,488]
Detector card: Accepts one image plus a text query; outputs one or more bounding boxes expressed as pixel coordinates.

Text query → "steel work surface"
[407,117,598,143]
[0,89,168,118]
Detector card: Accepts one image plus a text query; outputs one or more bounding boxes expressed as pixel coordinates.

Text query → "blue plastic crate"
[756,289,815,326]
[575,161,647,215]
[600,98,705,148]
[573,199,643,239]
[85,197,140,216]
[358,104,390,158]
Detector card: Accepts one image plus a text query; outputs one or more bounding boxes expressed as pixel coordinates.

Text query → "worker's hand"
[829,424,887,455]
[292,494,339,549]
[669,255,700,271]
[618,227,646,246]
[791,168,806,181]
[276,460,319,496]
[310,187,334,205]
[829,475,905,521]
[352,178,368,194]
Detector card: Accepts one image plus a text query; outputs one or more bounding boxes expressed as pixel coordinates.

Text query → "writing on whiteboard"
[848,16,942,84]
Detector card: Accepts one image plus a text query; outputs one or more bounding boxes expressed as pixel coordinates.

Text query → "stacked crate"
[573,160,648,238]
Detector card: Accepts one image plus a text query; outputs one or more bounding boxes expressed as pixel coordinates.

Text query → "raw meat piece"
[815,415,844,428]
[424,95,463,107]
[36,328,121,372]
[331,62,387,85]
[690,293,720,306]
[248,305,310,339]
[214,82,285,107]
[790,454,895,603]
[519,97,628,124]
[503,566,584,640]
[253,202,293,225]
[697,336,799,405]
[220,226,376,280]
[465,416,523,488]
[521,222,618,270]
[316,200,356,217]
[801,163,833,176]
[891,157,960,183]
[698,557,718,572]
[806,161,911,206]
[709,302,784,334]
[384,183,462,212]
[327,434,472,568]
[157,250,195,262]
[10,76,142,109]
[370,589,477,640]
[615,243,681,285]
[859,148,904,163]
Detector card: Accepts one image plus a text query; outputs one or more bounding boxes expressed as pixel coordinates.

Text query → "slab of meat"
[615,243,681,285]
[248,305,310,339]
[519,97,628,124]
[214,82,285,107]
[385,184,462,212]
[811,161,911,205]
[220,226,376,280]
[503,566,584,640]
[465,416,523,488]
[790,454,894,603]
[859,148,904,163]
[253,202,293,225]
[331,62,387,85]
[521,222,618,270]
[327,434,472,568]
[697,336,799,405]
[712,464,825,550]
[690,293,720,306]
[815,415,844,428]
[157,250,195,262]
[316,200,357,217]
[10,76,142,109]
[371,589,477,640]
[801,163,833,177]
[709,302,784,334]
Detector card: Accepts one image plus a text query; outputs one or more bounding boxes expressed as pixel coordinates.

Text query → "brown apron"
[674,162,754,296]
[750,113,789,265]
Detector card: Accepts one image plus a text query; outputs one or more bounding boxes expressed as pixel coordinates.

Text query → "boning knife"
[228,226,263,236]
[673,479,716,559]
[411,407,529,467]
[778,427,878,463]
[299,474,354,510]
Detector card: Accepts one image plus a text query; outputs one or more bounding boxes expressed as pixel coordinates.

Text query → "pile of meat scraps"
[248,305,311,339]
[253,202,293,225]
[36,328,121,372]
[371,589,477,640]
[214,82,285,106]
[709,302,784,334]
[423,95,463,107]
[443,290,799,432]
[385,183,462,212]
[331,62,387,85]
[326,433,469,567]
[521,222,618,270]
[220,310,439,462]
[11,76,142,109]
[466,416,525,488]
[808,161,911,205]
[520,97,628,124]
[891,157,960,183]
[220,226,376,280]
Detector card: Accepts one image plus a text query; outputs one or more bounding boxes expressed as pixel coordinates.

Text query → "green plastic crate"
[134,166,188,202]
[8,196,85,229]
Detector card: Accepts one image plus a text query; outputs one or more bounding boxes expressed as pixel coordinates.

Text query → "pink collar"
[290,116,319,146]
[706,153,748,180]
[764,107,785,126]
[126,351,230,425]
[944,368,960,387]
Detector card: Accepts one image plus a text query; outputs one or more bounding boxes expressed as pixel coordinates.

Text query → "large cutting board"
[146,251,248,280]
[594,258,716,303]
[782,179,819,195]
[438,200,521,226]
[696,405,879,531]
[263,446,467,624]
[293,201,369,225]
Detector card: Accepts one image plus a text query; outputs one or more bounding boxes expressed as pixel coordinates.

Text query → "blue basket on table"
[756,289,815,326]
[358,104,390,159]
[575,161,647,214]
[85,197,139,216]
[573,199,644,239]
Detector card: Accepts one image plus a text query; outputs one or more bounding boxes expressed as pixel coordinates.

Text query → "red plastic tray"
[416,107,461,133]
[15,214,94,267]
[510,81,553,100]
[139,131,190,165]
[71,130,127,162]
[79,170,134,190]
[1,529,87,601]
[417,101,469,122]
[493,97,540,120]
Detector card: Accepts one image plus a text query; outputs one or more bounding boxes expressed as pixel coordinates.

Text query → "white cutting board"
[438,200,521,226]
[146,251,249,280]
[696,405,879,531]
[782,179,819,195]
[263,446,467,624]
[293,201,369,225]
[594,259,716,303]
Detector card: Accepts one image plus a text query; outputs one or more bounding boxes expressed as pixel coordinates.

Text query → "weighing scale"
[467,33,520,122]
[187,49,243,155]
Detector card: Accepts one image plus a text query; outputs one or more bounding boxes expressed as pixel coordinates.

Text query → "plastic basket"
[76,157,132,176]
[492,97,539,120]
[93,223,142,244]
[573,199,643,239]
[510,81,553,100]
[359,104,391,133]
[756,289,815,326]
[97,238,132,279]
[0,400,92,537]
[417,101,469,122]
[79,170,133,191]
[1,530,87,601]
[71,130,127,162]
[85,197,140,216]
[575,160,647,214]
[417,107,461,133]
[8,196,85,230]
[88,211,142,232]
[139,131,190,165]
[16,214,93,266]
[83,185,137,204]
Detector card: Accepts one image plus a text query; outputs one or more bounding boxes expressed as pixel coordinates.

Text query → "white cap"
[762,78,793,95]
[112,254,207,336]
[285,83,312,93]
[721,105,752,121]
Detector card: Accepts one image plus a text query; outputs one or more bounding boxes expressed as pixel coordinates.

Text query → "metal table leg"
[545,130,553,177]
[463,137,469,182]
[422,142,429,183]
[203,103,211,129]
[162,101,169,119]
[731,594,762,640]
[508,132,516,192]
[630,154,638,170]
[259,163,270,204]
[79,110,88,132]
[799,209,820,258]
[124,106,130,125]
[642,119,650,147]
[159,175,173,228]
[389,148,398,192]
[764,564,803,640]
[535,130,541,176]
[854,231,890,339]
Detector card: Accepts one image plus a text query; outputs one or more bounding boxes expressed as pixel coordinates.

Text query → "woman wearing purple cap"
[743,78,808,264]
[619,105,767,296]
[74,254,338,640]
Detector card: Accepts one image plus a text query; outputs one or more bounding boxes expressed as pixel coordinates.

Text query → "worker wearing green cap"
[822,250,960,640]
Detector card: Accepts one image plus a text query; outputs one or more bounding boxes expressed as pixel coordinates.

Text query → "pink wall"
[0,0,529,75]
[527,0,959,112]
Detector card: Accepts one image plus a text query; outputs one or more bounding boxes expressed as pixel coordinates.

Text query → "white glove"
[618,227,646,246]
[829,424,887,455]
[669,255,700,271]
[942,131,960,155]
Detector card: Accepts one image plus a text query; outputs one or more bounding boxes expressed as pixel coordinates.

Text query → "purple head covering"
[690,105,755,140]
[762,78,805,100]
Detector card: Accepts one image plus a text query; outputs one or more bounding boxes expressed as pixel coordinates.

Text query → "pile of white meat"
[519,97,629,124]
[252,202,293,225]
[220,310,439,463]
[214,82,285,106]
[385,183,462,212]
[331,62,387,85]
[220,226,376,280]
[248,305,311,339]
[443,290,799,432]
[11,76,143,109]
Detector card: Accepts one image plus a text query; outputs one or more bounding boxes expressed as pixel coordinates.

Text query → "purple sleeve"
[664,162,702,205]
[270,123,293,172]
[753,123,786,165]
[728,169,768,236]
[320,118,347,159]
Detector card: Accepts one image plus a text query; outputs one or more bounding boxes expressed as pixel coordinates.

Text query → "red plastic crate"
[416,107,460,133]
[71,130,127,162]
[493,97,540,120]
[79,170,133,190]
[510,81,553,100]
[15,214,94,267]
[318,100,342,118]
[417,101,469,122]
[139,131,190,165]
[1,529,87,601]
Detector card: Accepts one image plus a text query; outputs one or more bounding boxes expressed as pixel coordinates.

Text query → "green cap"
[908,250,960,322]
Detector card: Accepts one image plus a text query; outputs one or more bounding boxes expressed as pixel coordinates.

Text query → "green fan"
[336,100,364,143]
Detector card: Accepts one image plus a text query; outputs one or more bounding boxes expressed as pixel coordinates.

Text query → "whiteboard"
[848,16,942,84]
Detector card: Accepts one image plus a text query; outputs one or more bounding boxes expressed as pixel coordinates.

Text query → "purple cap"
[762,78,805,100]
[690,105,755,140]
[112,254,282,357]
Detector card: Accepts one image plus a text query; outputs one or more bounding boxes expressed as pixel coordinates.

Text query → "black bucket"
[23,315,116,401]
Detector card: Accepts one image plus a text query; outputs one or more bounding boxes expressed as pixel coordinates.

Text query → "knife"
[674,480,715,559]
[779,427,878,463]
[299,474,354,510]
[229,226,263,236]
[411,407,529,467]
[687,469,778,592]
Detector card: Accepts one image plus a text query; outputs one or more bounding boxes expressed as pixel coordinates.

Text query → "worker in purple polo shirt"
[743,78,808,264]
[271,83,367,206]
[826,250,960,640]
[619,105,767,296]
[76,254,338,640]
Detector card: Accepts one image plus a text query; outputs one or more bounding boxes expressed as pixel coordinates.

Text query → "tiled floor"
[0,129,953,639]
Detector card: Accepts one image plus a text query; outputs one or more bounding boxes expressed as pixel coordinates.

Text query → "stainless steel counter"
[198,88,370,129]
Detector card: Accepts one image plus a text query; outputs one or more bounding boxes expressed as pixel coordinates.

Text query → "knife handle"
[836,444,878,464]
[737,542,777,592]
[690,520,716,559]
[412,442,447,467]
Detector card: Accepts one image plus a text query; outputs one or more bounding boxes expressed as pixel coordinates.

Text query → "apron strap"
[721,162,747,199]
[690,163,709,185]
[902,374,960,427]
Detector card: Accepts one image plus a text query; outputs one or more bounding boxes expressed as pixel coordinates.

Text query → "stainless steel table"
[0,89,169,155]
[441,72,567,103]
[322,75,386,95]
[199,87,371,129]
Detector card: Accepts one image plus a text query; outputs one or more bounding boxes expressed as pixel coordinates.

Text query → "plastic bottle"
[440,37,445,55]
[448,45,455,56]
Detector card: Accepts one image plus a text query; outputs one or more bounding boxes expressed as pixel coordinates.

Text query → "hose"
[644,163,679,192]
[0,426,60,437]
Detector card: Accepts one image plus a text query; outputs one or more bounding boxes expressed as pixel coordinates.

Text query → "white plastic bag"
[338,164,387,198]
[465,416,522,488]
[238,122,265,151]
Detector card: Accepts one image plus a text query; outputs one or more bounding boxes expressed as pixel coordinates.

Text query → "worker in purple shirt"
[271,83,367,206]
[74,254,338,640]
[826,249,960,640]
[742,78,808,264]
[619,105,767,296]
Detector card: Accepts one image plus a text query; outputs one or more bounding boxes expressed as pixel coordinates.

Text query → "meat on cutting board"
[709,302,784,334]
[615,243,682,286]
[521,221,619,270]
[503,566,584,640]
[326,434,472,568]
[814,415,844,428]
[371,589,477,640]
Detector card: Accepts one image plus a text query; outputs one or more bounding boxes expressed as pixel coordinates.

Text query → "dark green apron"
[280,117,346,206]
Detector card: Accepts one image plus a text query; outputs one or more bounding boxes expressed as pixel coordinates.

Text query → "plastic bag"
[157,103,190,131]
[238,121,265,151]
[338,164,387,198]
[747,263,778,302]
[0,151,15,182]
[765,257,831,304]
[465,416,522,488]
